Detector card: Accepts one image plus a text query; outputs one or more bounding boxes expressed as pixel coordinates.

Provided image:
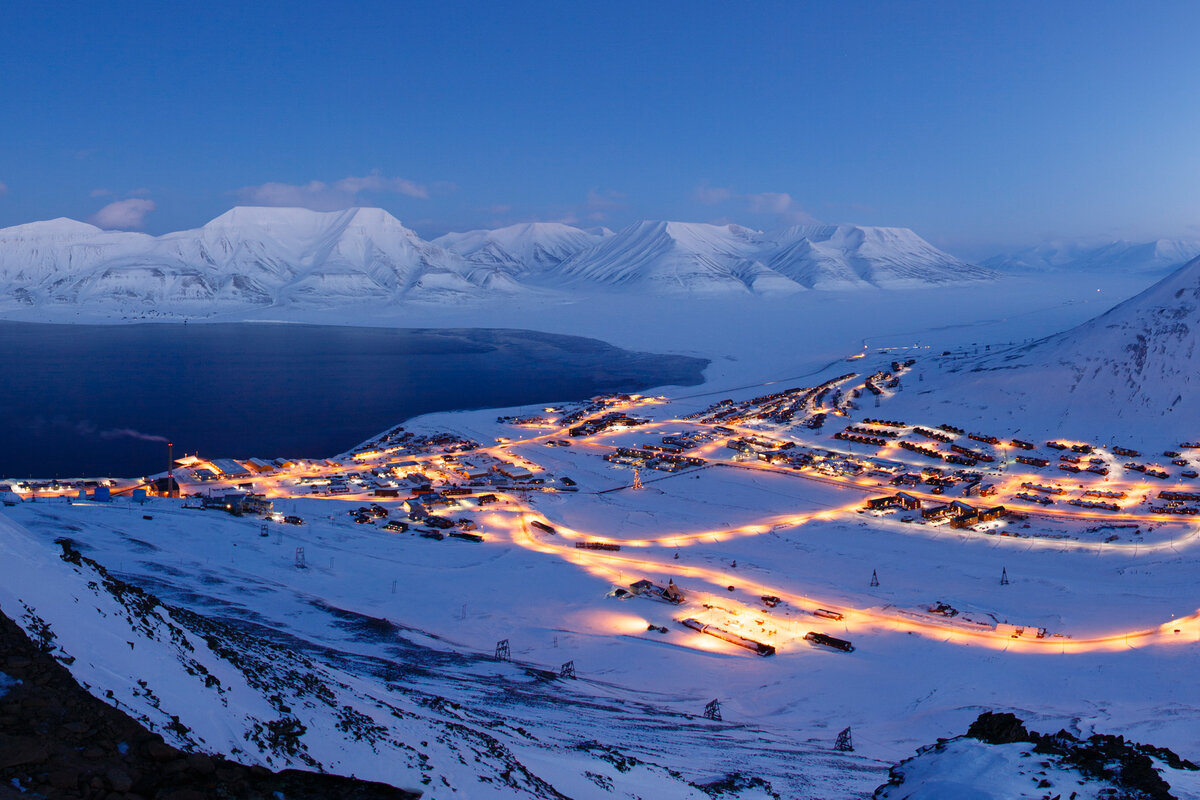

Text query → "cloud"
[585,188,626,212]
[234,174,431,211]
[744,191,819,225]
[745,192,795,215]
[693,185,733,205]
[693,185,819,226]
[89,188,111,198]
[90,198,156,229]
[0,181,7,196]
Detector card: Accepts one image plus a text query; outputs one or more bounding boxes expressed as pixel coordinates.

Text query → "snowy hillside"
[886,253,1200,446]
[985,238,1200,275]
[0,210,994,313]
[0,492,871,798]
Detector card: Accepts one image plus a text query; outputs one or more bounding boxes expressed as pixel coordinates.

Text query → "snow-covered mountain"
[434,221,609,277]
[0,209,994,312]
[764,224,994,289]
[0,207,489,309]
[889,252,1200,445]
[548,221,992,294]
[548,221,793,294]
[985,238,1200,275]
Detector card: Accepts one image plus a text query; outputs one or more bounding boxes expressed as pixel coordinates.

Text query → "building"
[201,492,272,516]
[210,459,252,480]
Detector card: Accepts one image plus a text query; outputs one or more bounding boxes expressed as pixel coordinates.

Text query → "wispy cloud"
[524,188,628,226]
[745,191,794,214]
[99,427,169,443]
[89,188,111,198]
[234,174,431,211]
[585,188,626,214]
[693,184,819,226]
[0,181,8,196]
[90,198,156,229]
[693,185,733,205]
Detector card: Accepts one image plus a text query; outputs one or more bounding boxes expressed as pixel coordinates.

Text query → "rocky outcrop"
[0,609,419,800]
[875,711,1198,800]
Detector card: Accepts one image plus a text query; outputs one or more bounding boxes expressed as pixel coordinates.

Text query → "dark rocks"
[966,710,1031,745]
[142,741,175,762]
[105,767,134,791]
[0,734,50,768]
[884,711,1196,800]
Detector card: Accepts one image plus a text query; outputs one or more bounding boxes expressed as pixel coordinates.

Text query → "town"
[9,349,1200,663]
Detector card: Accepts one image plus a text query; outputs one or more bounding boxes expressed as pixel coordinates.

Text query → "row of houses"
[605,447,705,472]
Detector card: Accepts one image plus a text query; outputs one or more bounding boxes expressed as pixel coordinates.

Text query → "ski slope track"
[0,209,994,313]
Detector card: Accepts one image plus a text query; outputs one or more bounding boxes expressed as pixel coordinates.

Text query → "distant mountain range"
[983,238,1200,274]
[0,207,994,311]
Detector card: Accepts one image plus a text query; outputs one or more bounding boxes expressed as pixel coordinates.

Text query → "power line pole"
[703,699,722,721]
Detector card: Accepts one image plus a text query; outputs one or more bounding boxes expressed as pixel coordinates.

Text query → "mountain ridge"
[0,207,994,311]
[984,238,1200,275]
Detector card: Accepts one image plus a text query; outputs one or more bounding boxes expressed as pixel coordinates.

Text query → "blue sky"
[1,1,1198,256]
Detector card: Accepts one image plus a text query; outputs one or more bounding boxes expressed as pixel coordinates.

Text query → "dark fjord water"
[0,322,708,478]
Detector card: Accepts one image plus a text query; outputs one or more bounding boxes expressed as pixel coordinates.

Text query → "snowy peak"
[197,206,423,250]
[548,220,990,294]
[0,207,482,308]
[0,210,993,311]
[764,224,993,289]
[0,217,105,239]
[550,220,778,294]
[435,221,606,275]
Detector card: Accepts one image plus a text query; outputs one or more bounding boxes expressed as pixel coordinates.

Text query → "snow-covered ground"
[5,263,1199,796]
[877,736,1200,799]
